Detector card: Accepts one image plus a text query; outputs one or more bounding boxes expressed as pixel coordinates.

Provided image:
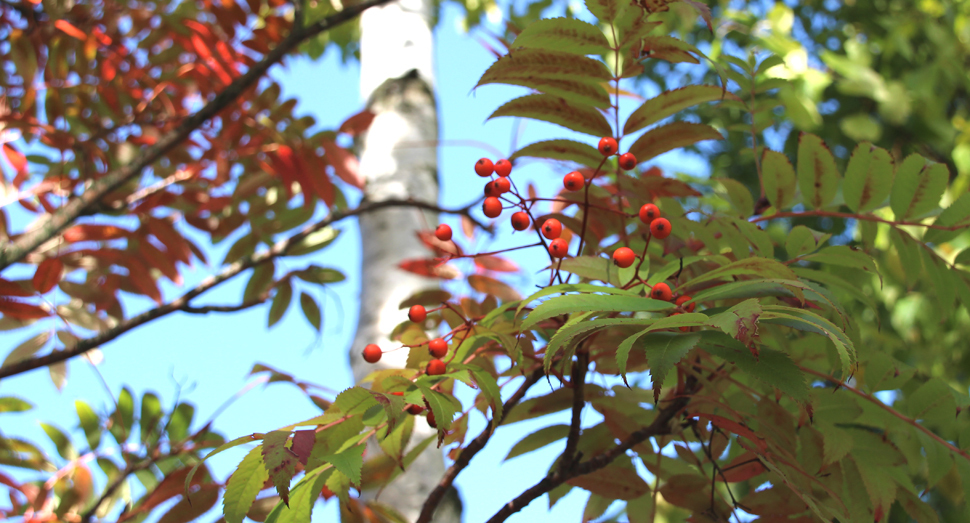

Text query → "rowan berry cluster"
[362,135,690,422]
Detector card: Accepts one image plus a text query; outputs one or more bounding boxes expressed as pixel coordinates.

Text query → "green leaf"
[786,225,821,258]
[843,142,894,212]
[262,430,298,505]
[708,299,762,346]
[489,94,613,137]
[891,154,947,220]
[627,122,722,164]
[477,48,612,89]
[416,384,457,431]
[796,133,840,209]
[40,422,77,460]
[517,283,638,318]
[522,293,671,332]
[615,317,708,380]
[74,400,101,450]
[584,0,622,24]
[557,256,611,282]
[0,396,32,413]
[299,292,322,331]
[680,256,797,291]
[185,435,263,495]
[802,245,882,287]
[698,331,809,401]
[623,86,727,135]
[505,425,570,460]
[323,387,380,423]
[547,316,643,372]
[264,467,333,523]
[761,149,797,211]
[924,192,970,244]
[322,444,365,487]
[3,332,51,368]
[224,446,269,523]
[510,139,605,168]
[268,280,293,327]
[167,402,194,442]
[511,17,610,55]
[469,367,503,421]
[285,227,339,257]
[109,387,134,444]
[760,305,855,377]
[140,392,162,445]
[641,332,701,402]
[244,263,275,303]
[294,265,345,284]
[716,178,754,218]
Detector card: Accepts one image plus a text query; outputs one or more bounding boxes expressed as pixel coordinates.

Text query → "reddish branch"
[485,388,694,523]
[416,367,545,523]
[0,199,481,381]
[0,0,397,272]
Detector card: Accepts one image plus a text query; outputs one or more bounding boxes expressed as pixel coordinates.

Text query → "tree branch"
[0,199,480,381]
[485,386,694,523]
[0,0,396,272]
[558,351,588,473]
[416,367,545,523]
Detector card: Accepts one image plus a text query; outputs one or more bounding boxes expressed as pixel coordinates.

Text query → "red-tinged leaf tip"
[32,258,63,294]
[338,109,376,137]
[322,140,364,190]
[54,20,87,40]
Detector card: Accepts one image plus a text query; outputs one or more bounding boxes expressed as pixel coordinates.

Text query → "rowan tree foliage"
[3,0,970,522]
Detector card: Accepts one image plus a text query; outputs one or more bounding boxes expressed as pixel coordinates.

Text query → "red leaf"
[398,258,460,279]
[2,143,28,187]
[119,468,199,522]
[473,255,519,273]
[0,298,49,320]
[63,224,129,242]
[54,20,87,40]
[321,140,363,189]
[147,218,193,265]
[417,230,462,256]
[720,451,766,482]
[32,258,63,294]
[305,153,336,208]
[690,412,767,453]
[291,430,315,467]
[338,110,375,137]
[124,257,162,304]
[0,278,32,297]
[467,274,521,302]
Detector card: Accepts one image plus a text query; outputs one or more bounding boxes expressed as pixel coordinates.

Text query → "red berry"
[362,344,382,364]
[511,211,530,231]
[619,152,637,170]
[675,295,696,312]
[475,158,494,177]
[494,159,512,177]
[548,238,569,258]
[650,217,672,239]
[407,403,425,415]
[651,282,673,302]
[408,304,427,323]
[483,197,503,218]
[598,137,618,156]
[391,391,404,396]
[493,177,511,194]
[563,171,584,192]
[639,204,660,224]
[669,312,690,332]
[613,247,636,268]
[429,338,448,358]
[541,218,563,239]
[427,358,446,376]
[484,181,499,197]
[427,409,437,428]
[435,224,452,242]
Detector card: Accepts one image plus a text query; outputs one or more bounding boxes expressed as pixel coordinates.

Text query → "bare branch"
[417,367,545,523]
[0,0,396,271]
[0,199,481,381]
[558,351,588,473]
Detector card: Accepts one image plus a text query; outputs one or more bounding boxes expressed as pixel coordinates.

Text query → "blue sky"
[0,3,715,521]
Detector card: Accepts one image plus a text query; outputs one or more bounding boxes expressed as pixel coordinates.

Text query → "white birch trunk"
[349,1,462,521]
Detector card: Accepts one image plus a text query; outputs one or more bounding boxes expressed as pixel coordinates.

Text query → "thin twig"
[415,367,544,523]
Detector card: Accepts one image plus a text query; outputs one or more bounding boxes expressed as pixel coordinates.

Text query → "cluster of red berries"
[647,282,697,331]
[361,304,449,375]
[610,203,672,269]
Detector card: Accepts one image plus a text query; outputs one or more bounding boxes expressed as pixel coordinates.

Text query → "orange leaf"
[0,298,50,320]
[32,258,63,294]
[321,140,363,189]
[54,20,88,41]
[473,255,519,273]
[460,215,475,240]
[467,274,521,302]
[398,258,460,279]
[338,109,376,137]
[63,224,129,242]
